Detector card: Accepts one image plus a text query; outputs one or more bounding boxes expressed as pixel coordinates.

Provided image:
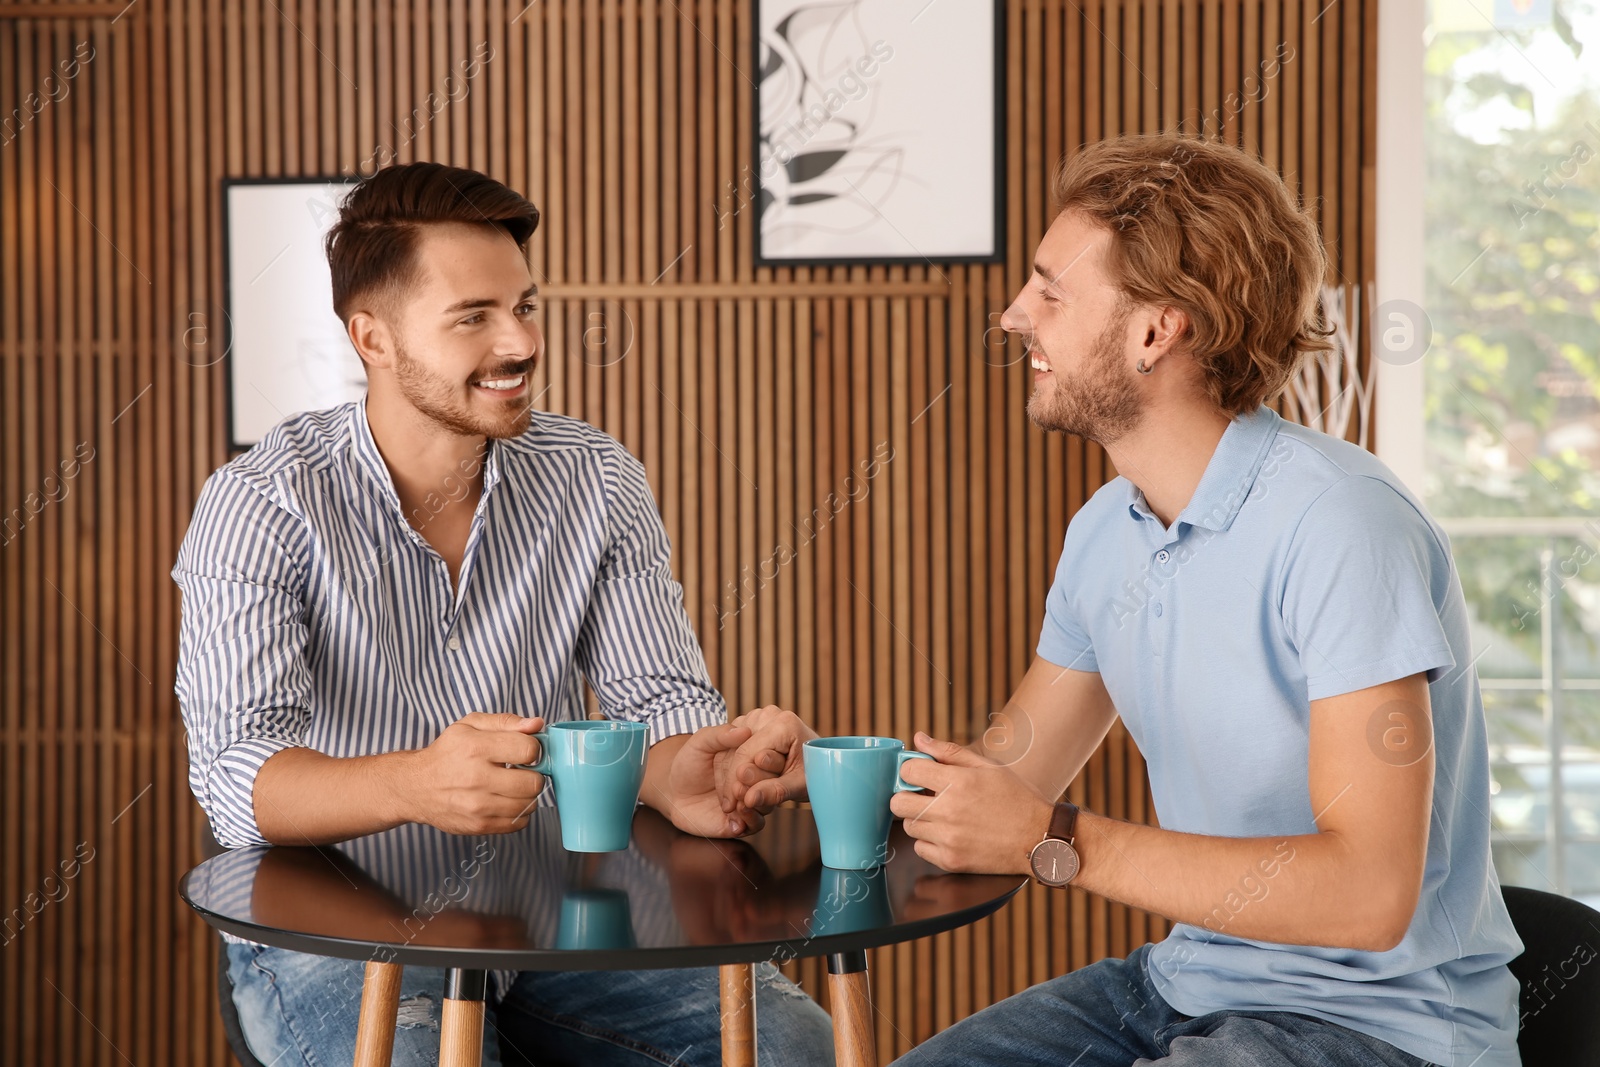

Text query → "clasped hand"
[660,704,817,837]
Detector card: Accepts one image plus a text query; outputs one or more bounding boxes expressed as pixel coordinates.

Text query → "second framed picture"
[753,0,1004,266]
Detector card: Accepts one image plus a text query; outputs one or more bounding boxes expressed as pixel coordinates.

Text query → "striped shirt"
[173,399,726,851]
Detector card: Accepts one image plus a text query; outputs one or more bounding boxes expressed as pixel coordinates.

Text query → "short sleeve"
[1037,533,1100,673]
[1280,476,1456,702]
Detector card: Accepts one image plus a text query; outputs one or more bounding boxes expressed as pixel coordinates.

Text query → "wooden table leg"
[354,960,403,1067]
[439,968,487,1067]
[719,962,758,1066]
[827,951,876,1067]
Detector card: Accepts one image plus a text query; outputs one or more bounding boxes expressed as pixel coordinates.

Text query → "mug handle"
[894,750,935,793]
[530,730,552,775]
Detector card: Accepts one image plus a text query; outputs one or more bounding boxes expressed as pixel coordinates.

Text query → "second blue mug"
[803,736,933,870]
[530,720,649,852]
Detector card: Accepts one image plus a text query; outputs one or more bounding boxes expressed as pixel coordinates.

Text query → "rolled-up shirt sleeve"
[575,446,726,745]
[173,469,312,847]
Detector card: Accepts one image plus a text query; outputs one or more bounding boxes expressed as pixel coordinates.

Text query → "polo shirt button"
[1156,549,1171,564]
[1154,602,1164,617]
[447,635,461,651]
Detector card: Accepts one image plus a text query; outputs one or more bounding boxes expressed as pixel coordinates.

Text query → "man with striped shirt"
[174,162,832,1067]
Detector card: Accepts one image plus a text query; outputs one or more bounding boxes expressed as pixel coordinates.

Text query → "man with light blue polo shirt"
[886,135,1523,1066]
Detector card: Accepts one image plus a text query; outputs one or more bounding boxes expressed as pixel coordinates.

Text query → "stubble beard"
[393,338,534,440]
[1025,306,1144,445]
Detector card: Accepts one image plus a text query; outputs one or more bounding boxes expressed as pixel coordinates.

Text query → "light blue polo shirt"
[1038,406,1523,1067]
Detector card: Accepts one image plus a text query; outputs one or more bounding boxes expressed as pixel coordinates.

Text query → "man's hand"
[650,722,773,837]
[715,704,816,813]
[643,723,806,838]
[402,712,548,835]
[889,731,1055,876]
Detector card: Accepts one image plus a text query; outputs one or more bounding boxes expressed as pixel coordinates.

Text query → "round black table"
[179,806,1023,1067]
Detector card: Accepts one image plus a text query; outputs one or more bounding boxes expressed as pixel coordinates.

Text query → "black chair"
[1503,884,1600,1066]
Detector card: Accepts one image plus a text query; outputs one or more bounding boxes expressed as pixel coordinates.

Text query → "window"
[1420,0,1600,906]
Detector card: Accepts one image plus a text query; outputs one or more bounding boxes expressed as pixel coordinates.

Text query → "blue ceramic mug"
[803,736,934,870]
[530,720,649,853]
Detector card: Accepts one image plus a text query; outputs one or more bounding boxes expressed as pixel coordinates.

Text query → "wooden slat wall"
[0,1,1378,1063]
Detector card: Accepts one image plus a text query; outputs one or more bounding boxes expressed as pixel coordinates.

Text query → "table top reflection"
[179,807,1024,971]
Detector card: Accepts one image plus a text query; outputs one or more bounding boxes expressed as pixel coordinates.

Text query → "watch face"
[1030,839,1080,887]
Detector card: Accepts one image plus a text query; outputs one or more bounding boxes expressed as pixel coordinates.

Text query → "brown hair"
[325,162,540,323]
[1051,134,1331,415]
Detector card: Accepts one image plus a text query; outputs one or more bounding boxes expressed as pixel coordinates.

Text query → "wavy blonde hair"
[1052,134,1333,416]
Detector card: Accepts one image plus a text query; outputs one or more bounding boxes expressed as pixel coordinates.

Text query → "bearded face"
[392,333,536,440]
[369,222,544,441]
[1022,298,1144,445]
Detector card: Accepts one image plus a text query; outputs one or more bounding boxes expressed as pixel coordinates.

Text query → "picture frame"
[221,177,363,450]
[751,0,1005,267]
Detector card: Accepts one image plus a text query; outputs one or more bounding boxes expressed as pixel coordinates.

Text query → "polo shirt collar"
[348,398,504,524]
[1124,405,1282,533]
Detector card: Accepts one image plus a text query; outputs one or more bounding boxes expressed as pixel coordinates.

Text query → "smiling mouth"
[473,373,527,395]
[1028,347,1051,374]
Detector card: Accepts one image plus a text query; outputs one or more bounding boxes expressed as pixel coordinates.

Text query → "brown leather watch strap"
[1047,801,1079,845]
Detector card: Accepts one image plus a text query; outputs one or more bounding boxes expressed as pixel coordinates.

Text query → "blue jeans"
[890,943,1437,1067]
[225,943,836,1066]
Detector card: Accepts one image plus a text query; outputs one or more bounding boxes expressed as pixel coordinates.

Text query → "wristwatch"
[1028,802,1081,888]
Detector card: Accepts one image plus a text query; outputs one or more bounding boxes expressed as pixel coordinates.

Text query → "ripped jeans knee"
[396,992,439,1031]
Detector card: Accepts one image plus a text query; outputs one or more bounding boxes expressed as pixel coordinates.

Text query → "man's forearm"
[252,747,420,845]
[1071,810,1412,952]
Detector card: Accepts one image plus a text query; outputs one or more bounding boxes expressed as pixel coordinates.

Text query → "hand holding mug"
[889,732,1054,875]
[407,713,547,835]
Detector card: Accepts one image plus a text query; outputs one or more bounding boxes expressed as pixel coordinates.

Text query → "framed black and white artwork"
[222,177,364,450]
[752,0,1003,266]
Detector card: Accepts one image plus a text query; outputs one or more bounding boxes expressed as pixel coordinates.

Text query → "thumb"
[694,721,753,755]
[914,731,987,767]
[745,766,807,810]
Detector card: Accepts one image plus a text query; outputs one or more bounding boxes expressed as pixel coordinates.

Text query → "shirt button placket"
[1149,545,1175,657]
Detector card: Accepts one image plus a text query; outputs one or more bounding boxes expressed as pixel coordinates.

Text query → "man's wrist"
[639,732,690,820]
[1018,794,1058,876]
[1027,800,1084,886]
[372,749,423,828]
